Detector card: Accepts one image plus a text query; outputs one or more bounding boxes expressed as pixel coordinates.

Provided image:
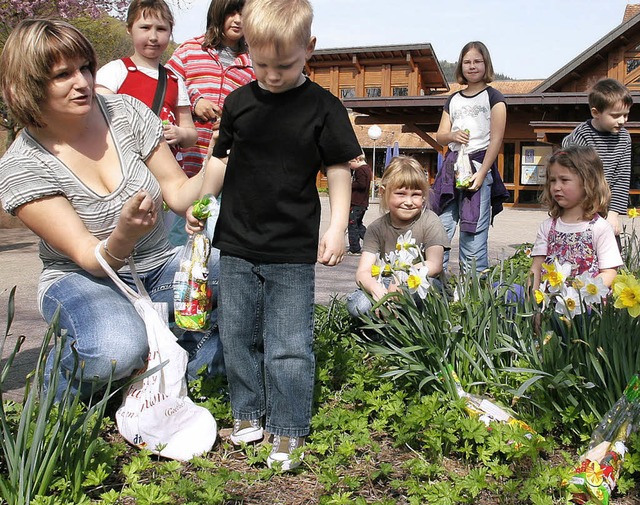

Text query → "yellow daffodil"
[627,208,639,218]
[541,261,571,292]
[613,272,640,318]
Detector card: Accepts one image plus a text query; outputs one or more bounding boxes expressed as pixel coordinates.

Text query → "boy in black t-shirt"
[195,0,361,470]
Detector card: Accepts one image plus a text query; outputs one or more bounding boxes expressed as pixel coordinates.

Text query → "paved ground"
[0,200,552,401]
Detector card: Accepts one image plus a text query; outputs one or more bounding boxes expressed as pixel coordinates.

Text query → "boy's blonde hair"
[455,41,495,85]
[126,0,174,30]
[0,19,97,128]
[540,145,610,220]
[379,156,430,213]
[242,0,313,52]
[588,78,633,112]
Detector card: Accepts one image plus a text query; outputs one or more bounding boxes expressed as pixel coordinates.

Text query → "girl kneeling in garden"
[346,156,450,316]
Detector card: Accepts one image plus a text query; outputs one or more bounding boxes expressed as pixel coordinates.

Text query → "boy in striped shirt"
[563,78,633,238]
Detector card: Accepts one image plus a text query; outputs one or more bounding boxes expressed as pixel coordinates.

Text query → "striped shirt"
[0,94,176,311]
[166,36,254,176]
[562,120,631,215]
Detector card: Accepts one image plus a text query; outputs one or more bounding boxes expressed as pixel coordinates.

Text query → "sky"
[171,0,634,80]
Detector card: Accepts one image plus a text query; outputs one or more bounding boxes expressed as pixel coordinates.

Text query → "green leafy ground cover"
[2,237,640,504]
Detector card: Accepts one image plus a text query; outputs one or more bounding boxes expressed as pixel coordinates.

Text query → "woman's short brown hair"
[0,19,97,128]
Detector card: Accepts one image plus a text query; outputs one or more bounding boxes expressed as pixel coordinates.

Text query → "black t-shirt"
[212,79,361,263]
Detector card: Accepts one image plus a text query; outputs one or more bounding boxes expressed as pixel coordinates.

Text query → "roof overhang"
[309,43,448,92]
[345,92,640,124]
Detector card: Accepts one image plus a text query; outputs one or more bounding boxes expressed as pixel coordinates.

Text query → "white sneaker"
[229,419,263,445]
[267,435,305,470]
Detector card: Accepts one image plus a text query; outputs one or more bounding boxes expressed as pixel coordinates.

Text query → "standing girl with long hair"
[432,41,509,274]
[166,0,255,178]
[530,145,622,291]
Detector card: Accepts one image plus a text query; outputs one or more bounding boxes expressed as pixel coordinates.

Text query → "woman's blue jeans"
[218,255,315,438]
[439,171,493,273]
[41,247,223,400]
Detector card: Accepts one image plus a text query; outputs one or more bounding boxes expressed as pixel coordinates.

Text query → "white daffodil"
[574,272,608,306]
[395,230,417,252]
[554,286,583,319]
[406,265,431,299]
[395,247,417,270]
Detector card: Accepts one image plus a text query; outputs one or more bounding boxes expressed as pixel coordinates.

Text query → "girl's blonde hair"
[454,41,495,85]
[379,156,430,213]
[540,145,610,220]
[0,19,97,128]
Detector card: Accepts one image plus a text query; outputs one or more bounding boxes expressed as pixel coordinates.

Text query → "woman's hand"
[116,190,157,240]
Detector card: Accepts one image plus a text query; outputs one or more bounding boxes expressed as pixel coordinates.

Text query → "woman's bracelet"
[102,239,129,263]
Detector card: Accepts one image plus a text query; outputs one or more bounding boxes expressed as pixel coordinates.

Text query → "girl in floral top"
[530,146,623,292]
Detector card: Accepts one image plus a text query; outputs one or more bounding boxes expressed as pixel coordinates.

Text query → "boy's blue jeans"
[41,247,223,400]
[439,171,493,273]
[219,255,315,438]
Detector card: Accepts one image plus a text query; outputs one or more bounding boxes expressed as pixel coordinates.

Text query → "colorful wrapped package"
[442,365,539,439]
[565,374,640,504]
[173,197,214,331]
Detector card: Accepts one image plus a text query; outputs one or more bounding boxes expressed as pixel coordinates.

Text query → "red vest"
[119,57,180,126]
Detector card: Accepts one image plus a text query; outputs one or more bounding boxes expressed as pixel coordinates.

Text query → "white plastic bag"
[95,243,217,461]
[454,145,473,189]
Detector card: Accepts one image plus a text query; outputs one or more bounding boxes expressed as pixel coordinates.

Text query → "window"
[366,87,381,98]
[627,58,640,74]
[392,87,409,97]
[340,88,355,99]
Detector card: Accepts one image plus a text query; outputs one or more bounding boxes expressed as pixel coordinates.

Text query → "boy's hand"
[185,204,205,235]
[318,227,345,266]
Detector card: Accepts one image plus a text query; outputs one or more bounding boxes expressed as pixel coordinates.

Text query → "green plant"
[0,287,117,504]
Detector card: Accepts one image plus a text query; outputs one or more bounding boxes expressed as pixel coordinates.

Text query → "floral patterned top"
[531,214,623,278]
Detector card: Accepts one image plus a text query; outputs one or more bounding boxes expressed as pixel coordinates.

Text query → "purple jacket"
[430,149,510,233]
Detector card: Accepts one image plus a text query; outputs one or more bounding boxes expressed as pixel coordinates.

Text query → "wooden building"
[305,45,448,187]
[312,6,640,207]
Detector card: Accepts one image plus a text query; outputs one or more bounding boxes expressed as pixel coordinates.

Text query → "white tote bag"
[95,243,217,461]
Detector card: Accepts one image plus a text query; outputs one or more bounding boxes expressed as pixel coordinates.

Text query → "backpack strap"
[150,64,167,116]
